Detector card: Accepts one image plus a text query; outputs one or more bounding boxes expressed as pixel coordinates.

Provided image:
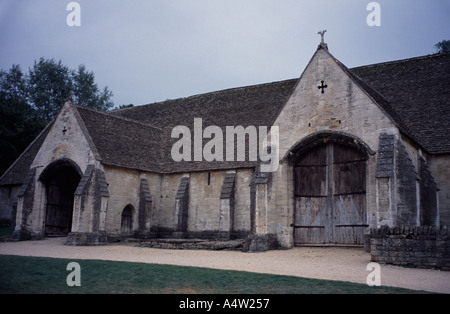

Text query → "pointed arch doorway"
[41,159,82,237]
[293,140,368,245]
[121,205,134,235]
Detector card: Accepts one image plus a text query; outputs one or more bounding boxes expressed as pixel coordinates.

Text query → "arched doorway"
[41,160,81,236]
[121,205,134,235]
[293,141,368,245]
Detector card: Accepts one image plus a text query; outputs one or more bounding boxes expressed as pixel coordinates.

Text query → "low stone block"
[65,232,108,246]
[243,234,278,252]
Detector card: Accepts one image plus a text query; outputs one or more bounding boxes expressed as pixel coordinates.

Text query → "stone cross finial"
[318,30,327,44]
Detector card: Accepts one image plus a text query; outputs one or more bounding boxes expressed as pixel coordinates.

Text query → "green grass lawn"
[0,255,431,294]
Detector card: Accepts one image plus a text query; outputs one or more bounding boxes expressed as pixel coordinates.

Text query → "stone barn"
[0,41,449,251]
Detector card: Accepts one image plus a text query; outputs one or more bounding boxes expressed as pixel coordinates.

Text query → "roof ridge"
[187,78,298,98]
[76,105,163,131]
[137,78,299,107]
[350,52,450,71]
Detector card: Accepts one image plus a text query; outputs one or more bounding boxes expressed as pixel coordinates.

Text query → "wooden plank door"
[45,167,80,236]
[45,182,75,236]
[294,143,367,245]
[332,144,367,244]
[294,144,330,244]
[121,206,133,235]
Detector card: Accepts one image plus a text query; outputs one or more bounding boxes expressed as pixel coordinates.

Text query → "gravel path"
[1,237,449,293]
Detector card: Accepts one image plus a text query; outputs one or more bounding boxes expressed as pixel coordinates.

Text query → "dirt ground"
[1,237,449,293]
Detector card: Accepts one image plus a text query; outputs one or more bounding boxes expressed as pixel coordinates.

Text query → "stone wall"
[394,139,420,225]
[0,185,19,227]
[428,154,450,226]
[103,165,141,235]
[418,156,439,226]
[367,225,450,270]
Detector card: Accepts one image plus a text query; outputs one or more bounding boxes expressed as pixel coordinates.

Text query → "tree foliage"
[0,58,114,176]
[71,64,114,113]
[27,58,73,122]
[434,40,450,53]
[26,58,114,122]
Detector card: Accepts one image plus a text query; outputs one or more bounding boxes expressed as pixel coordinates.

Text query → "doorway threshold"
[295,243,363,248]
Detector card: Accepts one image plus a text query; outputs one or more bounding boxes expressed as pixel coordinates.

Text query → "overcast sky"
[1,0,449,107]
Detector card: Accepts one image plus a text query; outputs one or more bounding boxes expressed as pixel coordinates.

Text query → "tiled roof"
[350,52,450,154]
[112,79,297,172]
[75,106,163,172]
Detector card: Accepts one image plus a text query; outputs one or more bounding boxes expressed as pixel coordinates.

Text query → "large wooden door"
[294,143,367,245]
[45,167,80,236]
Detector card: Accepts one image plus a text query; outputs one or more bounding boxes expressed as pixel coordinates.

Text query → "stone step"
[137,238,246,251]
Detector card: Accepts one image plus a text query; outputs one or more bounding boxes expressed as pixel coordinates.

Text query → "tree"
[434,40,450,53]
[0,65,45,175]
[116,104,134,110]
[27,58,114,123]
[0,64,27,101]
[27,58,73,122]
[71,64,114,112]
[0,59,115,176]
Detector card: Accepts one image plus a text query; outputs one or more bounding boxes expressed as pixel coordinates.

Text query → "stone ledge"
[65,232,108,246]
[369,225,448,237]
[137,238,246,251]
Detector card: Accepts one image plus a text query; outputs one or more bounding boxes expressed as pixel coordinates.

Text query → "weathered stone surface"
[376,134,395,178]
[243,234,279,252]
[138,238,245,251]
[65,231,108,246]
